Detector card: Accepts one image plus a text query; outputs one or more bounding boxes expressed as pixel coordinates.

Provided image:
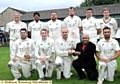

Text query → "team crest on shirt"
[61,43,63,45]
[48,42,50,45]
[12,25,14,27]
[40,24,42,26]
[33,24,35,26]
[90,21,92,24]
[56,23,58,25]
[111,43,114,46]
[109,23,113,26]
[41,43,43,45]
[19,43,21,45]
[49,24,51,25]
[75,20,77,22]
[27,42,29,45]
[21,25,23,27]
[68,20,69,22]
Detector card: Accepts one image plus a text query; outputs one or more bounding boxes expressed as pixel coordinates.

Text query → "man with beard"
[72,34,98,81]
[63,7,82,45]
[81,8,101,45]
[28,12,45,72]
[46,11,63,41]
[96,27,120,84]
[8,28,35,81]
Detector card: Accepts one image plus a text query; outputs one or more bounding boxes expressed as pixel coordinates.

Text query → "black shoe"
[30,69,36,73]
[43,68,46,75]
[78,76,86,80]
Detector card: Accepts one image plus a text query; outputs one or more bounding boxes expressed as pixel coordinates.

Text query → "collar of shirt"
[13,21,22,24]
[33,20,41,23]
[103,17,111,22]
[103,38,113,42]
[86,16,93,20]
[20,38,29,42]
[68,15,75,19]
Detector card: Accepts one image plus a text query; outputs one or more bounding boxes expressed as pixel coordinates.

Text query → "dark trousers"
[73,58,98,80]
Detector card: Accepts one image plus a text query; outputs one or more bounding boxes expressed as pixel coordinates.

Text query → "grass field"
[0,46,120,84]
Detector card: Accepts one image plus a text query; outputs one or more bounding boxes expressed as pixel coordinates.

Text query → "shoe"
[70,72,73,77]
[30,69,36,73]
[78,76,86,80]
[37,77,45,82]
[56,78,61,80]
[13,76,22,82]
[97,79,103,84]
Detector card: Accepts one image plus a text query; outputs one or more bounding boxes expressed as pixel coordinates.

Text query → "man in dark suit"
[72,34,98,81]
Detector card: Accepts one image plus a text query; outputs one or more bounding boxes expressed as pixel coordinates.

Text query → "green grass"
[0,46,120,84]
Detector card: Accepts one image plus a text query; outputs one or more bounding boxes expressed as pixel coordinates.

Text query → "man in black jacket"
[72,34,98,80]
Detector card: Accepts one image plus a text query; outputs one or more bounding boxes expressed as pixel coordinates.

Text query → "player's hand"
[43,57,47,61]
[39,57,44,62]
[103,59,110,63]
[12,58,17,62]
[24,55,30,59]
[75,51,81,55]
[68,50,72,55]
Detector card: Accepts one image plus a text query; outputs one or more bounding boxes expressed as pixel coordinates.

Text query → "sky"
[0,0,84,13]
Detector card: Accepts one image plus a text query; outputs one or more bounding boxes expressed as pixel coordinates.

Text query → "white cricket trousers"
[98,60,117,82]
[35,59,54,78]
[55,56,72,79]
[8,60,31,79]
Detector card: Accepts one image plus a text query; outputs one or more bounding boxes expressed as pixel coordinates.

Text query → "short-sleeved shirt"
[46,19,63,40]
[96,38,120,59]
[35,37,54,59]
[6,21,27,40]
[63,15,82,40]
[28,20,45,41]
[11,38,35,59]
[99,17,118,38]
[82,17,101,39]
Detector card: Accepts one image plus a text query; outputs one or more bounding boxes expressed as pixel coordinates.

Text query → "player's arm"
[28,23,31,38]
[5,23,10,37]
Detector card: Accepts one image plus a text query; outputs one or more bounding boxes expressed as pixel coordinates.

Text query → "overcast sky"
[0,0,84,12]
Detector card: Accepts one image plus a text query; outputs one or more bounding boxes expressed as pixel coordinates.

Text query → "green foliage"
[79,0,120,7]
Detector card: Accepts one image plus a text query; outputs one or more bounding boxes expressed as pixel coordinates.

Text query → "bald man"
[55,27,75,80]
[72,34,98,80]
[6,13,27,51]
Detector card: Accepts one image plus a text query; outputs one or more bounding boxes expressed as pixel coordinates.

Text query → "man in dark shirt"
[0,28,3,45]
[72,34,98,80]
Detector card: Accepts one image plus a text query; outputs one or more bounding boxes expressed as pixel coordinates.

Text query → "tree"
[79,0,120,7]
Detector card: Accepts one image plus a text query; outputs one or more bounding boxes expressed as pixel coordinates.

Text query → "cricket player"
[99,8,118,39]
[81,8,101,45]
[55,28,75,80]
[46,11,63,41]
[96,27,120,84]
[28,12,45,72]
[6,13,27,50]
[35,29,54,81]
[63,7,82,45]
[8,28,35,81]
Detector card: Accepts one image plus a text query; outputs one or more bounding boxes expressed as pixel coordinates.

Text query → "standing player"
[6,13,27,50]
[63,7,82,45]
[8,28,35,81]
[81,8,101,44]
[35,29,54,81]
[28,12,45,72]
[46,11,63,41]
[99,8,118,39]
[55,28,75,80]
[96,27,120,84]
